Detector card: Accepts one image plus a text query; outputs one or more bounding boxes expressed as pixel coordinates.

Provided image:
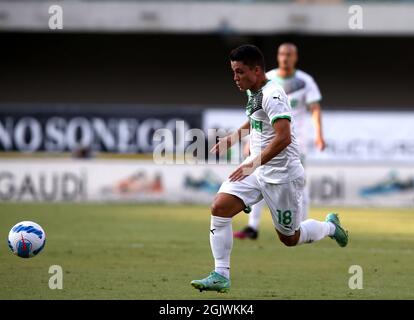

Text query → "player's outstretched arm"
[309,102,326,151]
[210,120,250,156]
[229,119,291,182]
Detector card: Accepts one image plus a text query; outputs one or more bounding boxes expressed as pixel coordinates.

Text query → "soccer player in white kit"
[191,45,348,293]
[234,43,326,240]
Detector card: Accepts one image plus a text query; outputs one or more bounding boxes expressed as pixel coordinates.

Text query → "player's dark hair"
[229,45,265,70]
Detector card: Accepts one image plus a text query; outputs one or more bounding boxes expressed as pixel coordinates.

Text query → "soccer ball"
[7,221,46,258]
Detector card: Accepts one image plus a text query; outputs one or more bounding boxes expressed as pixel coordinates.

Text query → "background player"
[234,43,326,240]
[191,45,348,293]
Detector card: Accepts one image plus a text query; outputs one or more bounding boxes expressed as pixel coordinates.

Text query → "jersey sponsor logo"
[250,119,263,132]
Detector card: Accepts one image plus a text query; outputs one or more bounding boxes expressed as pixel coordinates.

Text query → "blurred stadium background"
[0,0,413,299]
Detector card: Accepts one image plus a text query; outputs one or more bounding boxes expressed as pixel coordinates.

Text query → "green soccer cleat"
[190,271,231,293]
[326,213,349,247]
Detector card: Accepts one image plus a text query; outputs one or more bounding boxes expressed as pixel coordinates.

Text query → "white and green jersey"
[266,69,322,154]
[246,80,304,184]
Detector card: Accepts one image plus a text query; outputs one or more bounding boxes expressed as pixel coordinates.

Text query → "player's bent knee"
[211,193,245,217]
[281,237,297,247]
[210,201,227,217]
[277,232,300,247]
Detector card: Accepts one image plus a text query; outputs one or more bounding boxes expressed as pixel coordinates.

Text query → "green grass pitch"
[0,203,413,299]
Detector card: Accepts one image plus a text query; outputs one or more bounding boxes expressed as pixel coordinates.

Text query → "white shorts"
[218,172,305,236]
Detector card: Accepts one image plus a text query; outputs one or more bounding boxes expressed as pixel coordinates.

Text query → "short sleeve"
[263,89,292,126]
[305,77,322,105]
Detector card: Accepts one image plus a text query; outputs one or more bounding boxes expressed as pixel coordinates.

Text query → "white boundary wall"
[0,159,413,207]
[1,2,414,35]
[203,110,414,164]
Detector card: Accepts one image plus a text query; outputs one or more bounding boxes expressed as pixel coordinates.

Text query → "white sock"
[297,219,335,245]
[328,222,336,235]
[215,267,230,279]
[248,199,265,230]
[210,215,232,279]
